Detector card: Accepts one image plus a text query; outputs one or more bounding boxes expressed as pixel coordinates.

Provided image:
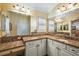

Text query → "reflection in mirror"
[1,16,10,36]
[60,25,63,30]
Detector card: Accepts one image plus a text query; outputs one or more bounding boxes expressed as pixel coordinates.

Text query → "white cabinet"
[25,38,79,56]
[47,39,66,56]
[25,39,46,56]
[47,39,59,56]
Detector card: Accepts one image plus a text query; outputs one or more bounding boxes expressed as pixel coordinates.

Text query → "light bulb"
[15,4,19,10]
[56,8,61,15]
[27,8,30,13]
[21,6,25,12]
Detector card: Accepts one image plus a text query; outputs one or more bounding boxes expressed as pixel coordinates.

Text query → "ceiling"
[21,3,58,13]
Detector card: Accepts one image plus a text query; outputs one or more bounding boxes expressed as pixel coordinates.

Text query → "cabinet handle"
[56,47,61,50]
[71,49,77,52]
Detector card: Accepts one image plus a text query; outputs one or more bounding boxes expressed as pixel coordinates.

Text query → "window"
[48,20,55,32]
[38,17,46,32]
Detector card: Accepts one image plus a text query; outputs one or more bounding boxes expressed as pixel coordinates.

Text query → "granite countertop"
[0,40,24,52]
[0,46,25,56]
[0,34,79,52]
[22,35,79,48]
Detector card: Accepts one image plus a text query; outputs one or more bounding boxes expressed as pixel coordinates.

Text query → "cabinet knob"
[56,47,61,50]
[36,44,40,47]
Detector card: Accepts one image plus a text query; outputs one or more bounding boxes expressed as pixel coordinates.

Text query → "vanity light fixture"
[56,5,67,15]
[55,18,63,23]
[11,4,32,15]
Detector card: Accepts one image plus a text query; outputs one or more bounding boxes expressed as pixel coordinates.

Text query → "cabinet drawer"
[34,40,42,44]
[41,39,46,43]
[26,40,42,48]
[61,49,77,56]
[67,45,79,55]
[26,42,35,48]
[52,40,66,49]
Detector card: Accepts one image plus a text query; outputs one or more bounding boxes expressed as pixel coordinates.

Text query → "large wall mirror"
[71,19,79,37]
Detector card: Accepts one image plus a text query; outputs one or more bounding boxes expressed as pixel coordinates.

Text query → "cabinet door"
[47,39,61,56]
[47,46,54,56]
[47,39,53,47]
[47,39,56,56]
[38,39,46,56]
[25,42,37,56]
[56,47,63,56]
[26,47,37,56]
[49,47,60,56]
